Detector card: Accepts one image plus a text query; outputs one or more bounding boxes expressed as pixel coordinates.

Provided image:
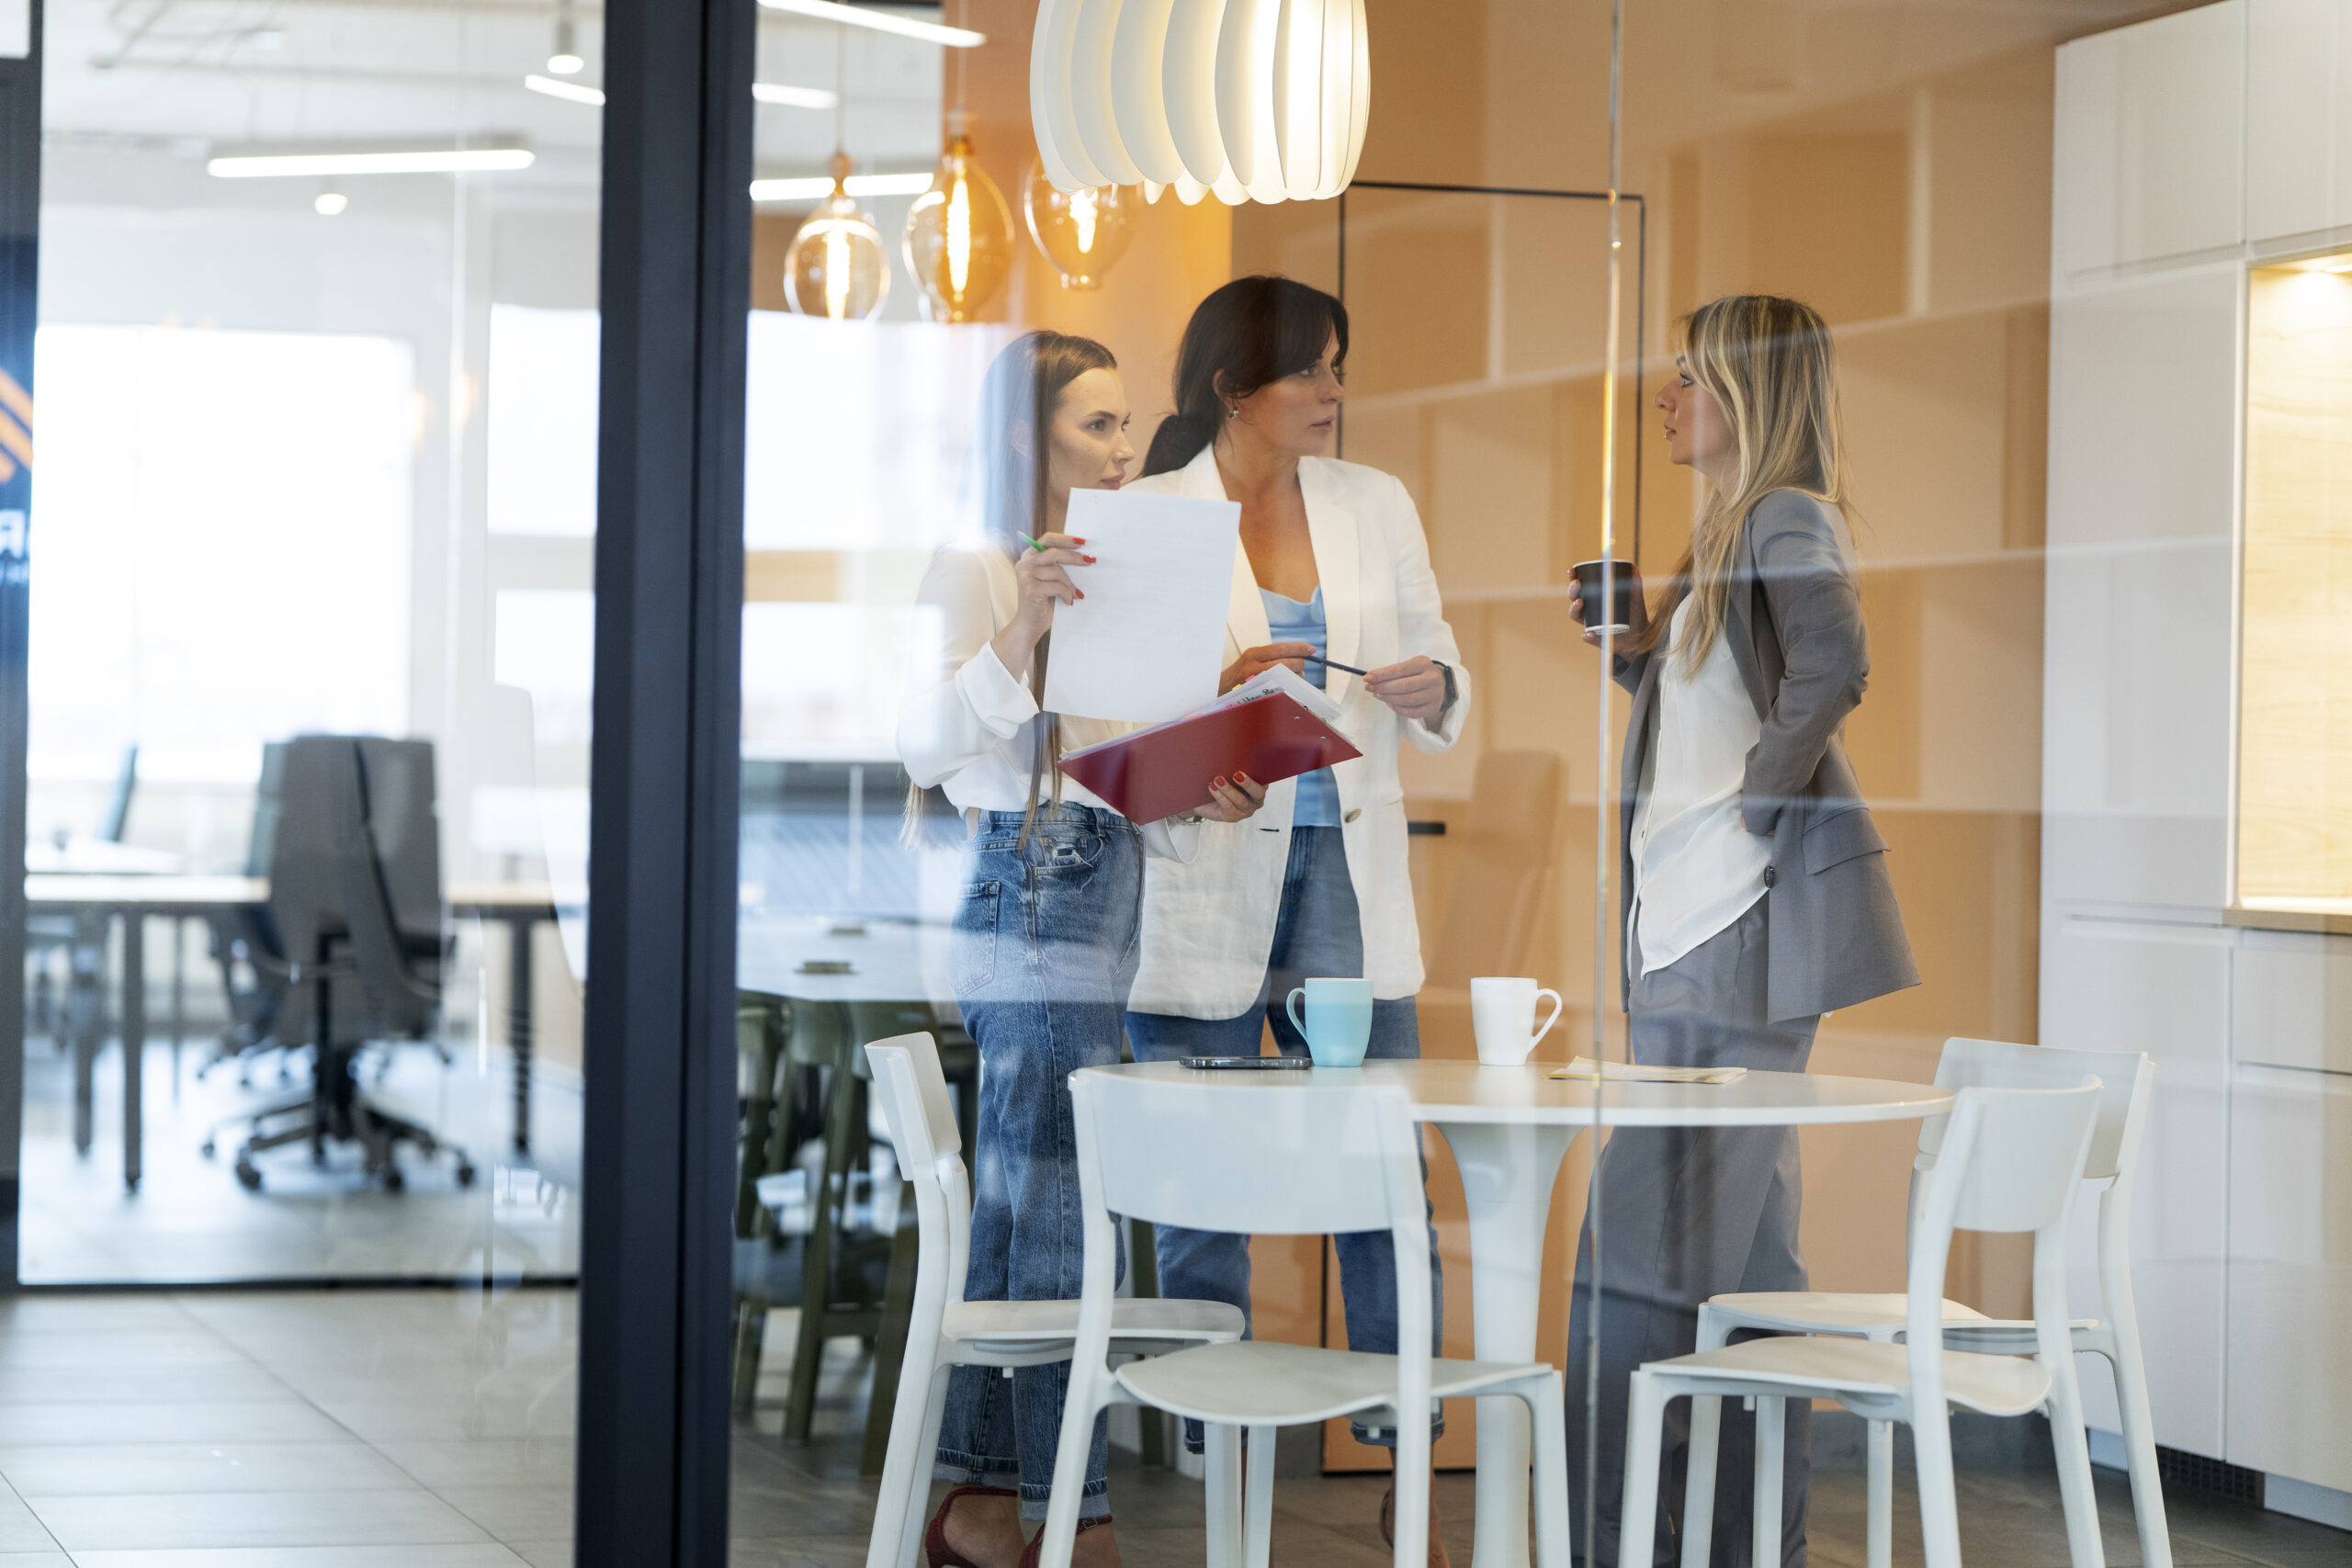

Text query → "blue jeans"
[1125,825,1443,1448]
[935,804,1136,1522]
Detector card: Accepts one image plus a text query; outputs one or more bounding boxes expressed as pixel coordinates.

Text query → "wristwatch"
[1433,660,1458,716]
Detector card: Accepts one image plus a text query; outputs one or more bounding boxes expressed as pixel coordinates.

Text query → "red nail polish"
[1083,555,1097,563]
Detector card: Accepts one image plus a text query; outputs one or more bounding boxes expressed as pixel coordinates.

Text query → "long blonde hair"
[1637,294,1849,668]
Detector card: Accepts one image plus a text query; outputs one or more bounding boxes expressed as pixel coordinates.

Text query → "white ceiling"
[40,0,950,207]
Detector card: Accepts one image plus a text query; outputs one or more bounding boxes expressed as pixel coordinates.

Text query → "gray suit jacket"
[1614,490,1918,1023]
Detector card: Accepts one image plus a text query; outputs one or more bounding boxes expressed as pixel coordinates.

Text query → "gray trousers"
[1566,898,1820,1568]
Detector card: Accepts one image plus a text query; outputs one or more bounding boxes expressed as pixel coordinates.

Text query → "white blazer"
[1123,446,1471,1019]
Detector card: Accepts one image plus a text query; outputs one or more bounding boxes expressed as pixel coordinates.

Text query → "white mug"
[1470,976,1563,1066]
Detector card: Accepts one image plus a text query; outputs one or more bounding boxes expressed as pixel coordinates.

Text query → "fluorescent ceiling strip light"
[753,82,838,107]
[750,170,933,202]
[525,76,834,109]
[210,147,535,177]
[525,73,605,105]
[755,0,984,49]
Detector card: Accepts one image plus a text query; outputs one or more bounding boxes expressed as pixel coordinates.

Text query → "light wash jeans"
[1125,825,1443,1449]
[934,803,1135,1522]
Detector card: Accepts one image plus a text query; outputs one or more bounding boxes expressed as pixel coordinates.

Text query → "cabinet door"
[2233,930,2352,1074]
[2226,1062,2352,1490]
[2055,1,2245,278]
[2041,913,2231,1455]
[2249,0,2352,243]
[2042,267,2240,908]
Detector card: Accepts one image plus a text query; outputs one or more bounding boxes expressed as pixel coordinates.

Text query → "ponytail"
[1142,276,1350,477]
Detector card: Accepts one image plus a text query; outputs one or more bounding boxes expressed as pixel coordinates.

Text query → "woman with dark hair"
[898,331,1265,1568]
[1124,276,1470,1566]
[1567,295,1917,1566]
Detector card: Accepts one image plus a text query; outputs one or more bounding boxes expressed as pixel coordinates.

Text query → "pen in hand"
[1304,653,1370,677]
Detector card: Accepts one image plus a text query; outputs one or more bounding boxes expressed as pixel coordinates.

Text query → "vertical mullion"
[574,0,752,1556]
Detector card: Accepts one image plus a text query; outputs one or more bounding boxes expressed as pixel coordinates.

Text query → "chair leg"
[1390,1404,1431,1568]
[1524,1372,1571,1568]
[731,1297,766,1414]
[1242,1424,1276,1568]
[861,1217,925,1477]
[1036,1370,1113,1568]
[2099,1316,2174,1568]
[865,1348,948,1568]
[898,1363,956,1568]
[1204,1421,1244,1568]
[1618,1371,1668,1568]
[1679,1395,1722,1568]
[1912,1408,1963,1568]
[1752,1395,1785,1568]
[2044,1341,2109,1568]
[1866,1419,1894,1568]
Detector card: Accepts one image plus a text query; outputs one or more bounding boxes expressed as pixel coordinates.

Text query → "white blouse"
[1628,595,1773,975]
[897,546,1200,861]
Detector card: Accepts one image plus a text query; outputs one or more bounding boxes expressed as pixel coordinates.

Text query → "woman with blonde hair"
[1566,295,1917,1567]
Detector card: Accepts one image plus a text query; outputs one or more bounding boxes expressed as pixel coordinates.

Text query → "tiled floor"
[0,1287,2343,1567]
[17,1037,580,1284]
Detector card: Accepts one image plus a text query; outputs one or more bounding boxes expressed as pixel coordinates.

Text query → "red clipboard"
[1057,694,1362,824]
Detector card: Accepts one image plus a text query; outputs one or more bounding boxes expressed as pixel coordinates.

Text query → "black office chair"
[206,735,474,1192]
[27,744,138,1054]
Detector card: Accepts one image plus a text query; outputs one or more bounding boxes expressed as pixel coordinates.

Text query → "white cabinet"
[2042,266,2241,909]
[2054,1,2245,279]
[2248,0,2352,243]
[2233,931,2352,1074]
[2225,1063,2352,1491]
[2041,913,2233,1455]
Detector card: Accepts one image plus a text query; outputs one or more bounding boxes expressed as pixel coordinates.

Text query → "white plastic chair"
[1693,1040,2165,1568]
[861,1034,1248,1568]
[1037,1068,1572,1568]
[1618,1079,2107,1568]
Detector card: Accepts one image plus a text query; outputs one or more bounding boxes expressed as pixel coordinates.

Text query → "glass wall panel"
[10,0,594,1553]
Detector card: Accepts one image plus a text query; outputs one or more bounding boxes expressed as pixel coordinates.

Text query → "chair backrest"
[1904,1080,2100,1375]
[1928,1038,2152,1183]
[339,738,443,1036]
[865,1032,974,1333]
[1068,1070,1420,1238]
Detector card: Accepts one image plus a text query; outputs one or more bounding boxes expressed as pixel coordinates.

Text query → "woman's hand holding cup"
[1568,559,1645,649]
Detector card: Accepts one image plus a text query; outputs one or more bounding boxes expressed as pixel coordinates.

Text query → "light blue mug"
[1286,976,1374,1068]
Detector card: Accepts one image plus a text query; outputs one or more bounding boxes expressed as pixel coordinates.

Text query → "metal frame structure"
[571,0,756,1556]
[0,3,38,1292]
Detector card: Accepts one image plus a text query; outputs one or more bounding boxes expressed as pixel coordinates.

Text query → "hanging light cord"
[955,0,969,115]
[834,23,848,158]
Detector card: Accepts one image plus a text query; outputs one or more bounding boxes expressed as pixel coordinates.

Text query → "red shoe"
[924,1484,1019,1568]
[1016,1513,1110,1568]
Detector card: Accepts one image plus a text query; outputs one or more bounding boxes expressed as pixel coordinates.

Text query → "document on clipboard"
[1057,665,1362,824]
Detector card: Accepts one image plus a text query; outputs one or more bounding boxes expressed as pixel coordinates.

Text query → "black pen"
[1304,654,1370,677]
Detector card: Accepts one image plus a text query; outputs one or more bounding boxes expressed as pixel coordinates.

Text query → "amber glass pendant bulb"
[903,113,1014,323]
[1022,158,1136,291]
[783,152,891,321]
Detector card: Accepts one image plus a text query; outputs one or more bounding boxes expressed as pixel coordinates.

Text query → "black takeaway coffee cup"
[1570,558,1638,634]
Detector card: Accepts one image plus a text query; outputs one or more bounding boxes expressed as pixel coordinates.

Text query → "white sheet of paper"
[1041,489,1242,723]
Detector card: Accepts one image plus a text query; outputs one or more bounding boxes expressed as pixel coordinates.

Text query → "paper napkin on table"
[1547,1057,1747,1085]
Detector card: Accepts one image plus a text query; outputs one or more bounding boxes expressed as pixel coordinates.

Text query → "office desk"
[25,874,564,1190]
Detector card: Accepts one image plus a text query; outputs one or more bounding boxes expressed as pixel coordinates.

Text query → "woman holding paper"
[1122,276,1468,1564]
[1565,295,1917,1567]
[898,332,1265,1568]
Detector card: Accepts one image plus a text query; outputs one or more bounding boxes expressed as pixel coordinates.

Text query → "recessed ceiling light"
[547,51,586,75]
[752,83,837,108]
[209,144,536,178]
[750,171,933,203]
[314,191,347,216]
[526,74,605,106]
[756,0,984,49]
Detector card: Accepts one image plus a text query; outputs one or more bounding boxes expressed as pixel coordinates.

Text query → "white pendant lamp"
[1033,0,1366,205]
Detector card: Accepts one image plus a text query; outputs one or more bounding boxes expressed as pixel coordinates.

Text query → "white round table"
[1102,1059,1955,1568]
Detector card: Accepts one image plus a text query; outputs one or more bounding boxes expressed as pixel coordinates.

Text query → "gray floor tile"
[0,1400,345,1448]
[0,1441,413,1498]
[0,1364,292,1406]
[429,1486,575,1542]
[374,1439,575,1491]
[0,1332,247,1371]
[0,1553,71,1566]
[305,1396,575,1445]
[503,1542,571,1568]
[27,1489,493,1551]
[0,1301,194,1336]
[0,1486,57,1554]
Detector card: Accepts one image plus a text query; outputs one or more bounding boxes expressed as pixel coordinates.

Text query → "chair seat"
[950,1296,1245,1348]
[1114,1338,1548,1427]
[1645,1335,2052,1418]
[1711,1291,2097,1339]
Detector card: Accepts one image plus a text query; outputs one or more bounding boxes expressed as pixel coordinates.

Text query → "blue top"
[1260,585,1342,828]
